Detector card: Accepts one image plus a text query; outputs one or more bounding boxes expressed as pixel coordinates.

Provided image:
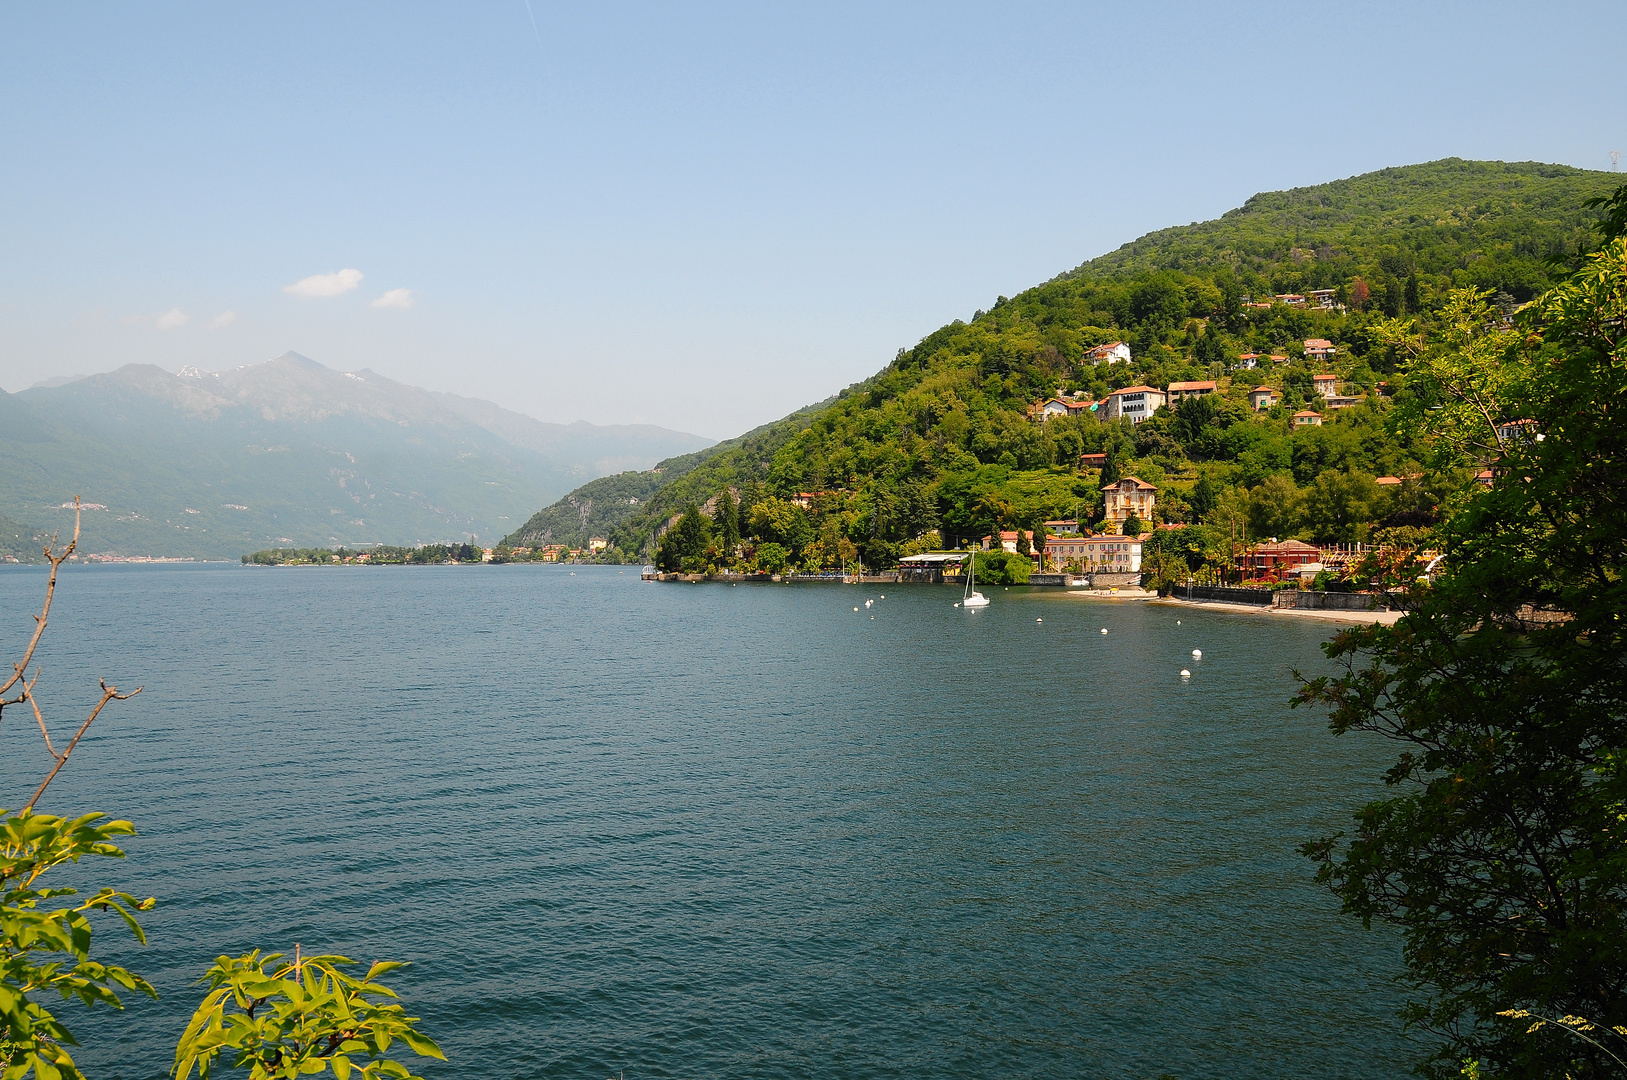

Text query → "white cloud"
[370,288,414,310]
[211,310,238,329]
[155,308,190,331]
[283,268,363,298]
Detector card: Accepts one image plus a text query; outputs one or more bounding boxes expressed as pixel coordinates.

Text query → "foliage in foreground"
[1298,234,1627,1077]
[173,951,444,1080]
[0,811,156,1080]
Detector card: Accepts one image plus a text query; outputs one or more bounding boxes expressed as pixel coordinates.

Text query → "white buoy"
[854,607,859,612]
[880,595,885,599]
[1192,649,1202,658]
[1176,620,1180,625]
[954,602,961,607]
[1036,618,1043,623]
[1180,669,1191,677]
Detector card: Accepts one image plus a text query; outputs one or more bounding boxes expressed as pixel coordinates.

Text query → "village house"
[1034,396,1091,421]
[1235,352,1263,370]
[1304,338,1337,363]
[1312,373,1338,398]
[1375,476,1403,486]
[588,537,608,552]
[1276,293,1308,307]
[1293,410,1323,427]
[1249,385,1278,411]
[1496,418,1538,444]
[1078,452,1107,470]
[1309,289,1337,309]
[1166,380,1216,403]
[1102,476,1156,531]
[1323,393,1365,411]
[1269,354,1288,365]
[998,530,1036,554]
[1044,519,1081,534]
[1101,385,1166,424]
[1045,534,1144,573]
[1060,533,1138,569]
[1087,341,1132,365]
[1240,539,1321,580]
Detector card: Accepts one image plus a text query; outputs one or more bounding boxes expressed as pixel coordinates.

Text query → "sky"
[1,3,1623,440]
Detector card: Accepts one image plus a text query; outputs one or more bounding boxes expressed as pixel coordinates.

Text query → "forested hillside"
[504,159,1619,572]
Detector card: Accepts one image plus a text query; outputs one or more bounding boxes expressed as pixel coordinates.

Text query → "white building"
[1036,396,1090,421]
[1086,341,1132,365]
[1100,385,1167,424]
[1102,476,1156,532]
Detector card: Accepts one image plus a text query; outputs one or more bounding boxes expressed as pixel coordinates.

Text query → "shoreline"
[1145,595,1405,625]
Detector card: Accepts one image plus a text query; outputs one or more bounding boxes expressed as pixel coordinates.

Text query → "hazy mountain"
[0,352,711,560]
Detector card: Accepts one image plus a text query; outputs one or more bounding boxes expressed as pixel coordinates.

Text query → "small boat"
[962,553,990,608]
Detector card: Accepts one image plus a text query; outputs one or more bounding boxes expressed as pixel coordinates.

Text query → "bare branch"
[2,497,142,810]
[1,497,81,699]
[23,681,142,812]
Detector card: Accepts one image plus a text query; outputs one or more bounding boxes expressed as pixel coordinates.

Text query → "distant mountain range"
[0,353,712,560]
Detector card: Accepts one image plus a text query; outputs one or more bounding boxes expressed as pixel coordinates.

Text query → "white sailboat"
[962,552,990,608]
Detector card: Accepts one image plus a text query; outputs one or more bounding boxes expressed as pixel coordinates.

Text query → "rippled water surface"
[0,564,1415,1078]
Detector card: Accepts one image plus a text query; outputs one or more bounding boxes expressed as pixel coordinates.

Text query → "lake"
[0,564,1415,1078]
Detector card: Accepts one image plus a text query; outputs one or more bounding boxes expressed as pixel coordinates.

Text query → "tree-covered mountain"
[0,353,711,560]
[505,159,1620,568]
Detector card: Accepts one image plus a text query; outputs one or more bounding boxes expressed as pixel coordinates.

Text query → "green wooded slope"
[505,159,1618,565]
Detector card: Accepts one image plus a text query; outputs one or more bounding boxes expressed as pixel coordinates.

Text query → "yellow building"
[1102,477,1156,533]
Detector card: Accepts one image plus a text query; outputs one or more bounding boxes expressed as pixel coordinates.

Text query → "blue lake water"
[0,564,1415,1078]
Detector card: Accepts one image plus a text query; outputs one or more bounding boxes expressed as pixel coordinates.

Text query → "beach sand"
[1048,588,1404,625]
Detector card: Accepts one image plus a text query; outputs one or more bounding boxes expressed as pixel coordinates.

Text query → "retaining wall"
[1273,590,1383,611]
[1177,584,1274,606]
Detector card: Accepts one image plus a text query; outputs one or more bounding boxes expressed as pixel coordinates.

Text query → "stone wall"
[1176,584,1274,606]
[1273,590,1383,611]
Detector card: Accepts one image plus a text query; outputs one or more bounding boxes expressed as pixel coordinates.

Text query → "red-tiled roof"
[1251,385,1275,393]
[1108,384,1162,396]
[1103,476,1157,491]
[1293,410,1322,418]
[1167,380,1216,391]
[1305,338,1335,349]
[1250,539,1320,554]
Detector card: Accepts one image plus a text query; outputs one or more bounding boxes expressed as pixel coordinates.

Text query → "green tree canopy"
[1299,234,1627,1078]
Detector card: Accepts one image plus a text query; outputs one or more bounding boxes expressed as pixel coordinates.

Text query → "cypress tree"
[716,488,740,557]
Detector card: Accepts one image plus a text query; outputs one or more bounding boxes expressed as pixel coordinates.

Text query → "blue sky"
[1,2,1622,438]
